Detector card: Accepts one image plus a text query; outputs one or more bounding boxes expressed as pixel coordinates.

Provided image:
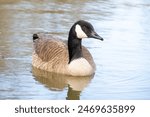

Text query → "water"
[0,0,150,100]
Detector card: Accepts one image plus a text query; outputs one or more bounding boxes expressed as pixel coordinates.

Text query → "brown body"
[32,33,96,76]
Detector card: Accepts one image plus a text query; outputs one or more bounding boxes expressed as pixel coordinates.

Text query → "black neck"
[68,27,83,63]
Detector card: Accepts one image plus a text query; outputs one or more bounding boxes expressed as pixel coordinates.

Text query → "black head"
[72,20,103,41]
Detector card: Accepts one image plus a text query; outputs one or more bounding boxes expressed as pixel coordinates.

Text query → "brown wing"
[34,39,66,61]
[33,33,69,67]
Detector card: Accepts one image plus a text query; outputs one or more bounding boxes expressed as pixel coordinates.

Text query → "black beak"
[89,31,104,41]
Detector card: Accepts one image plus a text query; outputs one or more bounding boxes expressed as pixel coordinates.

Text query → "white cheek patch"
[75,24,87,39]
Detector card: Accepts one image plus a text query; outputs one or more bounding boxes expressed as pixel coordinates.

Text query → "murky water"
[0,0,150,100]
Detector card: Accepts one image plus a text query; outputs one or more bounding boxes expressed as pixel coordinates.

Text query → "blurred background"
[0,0,150,99]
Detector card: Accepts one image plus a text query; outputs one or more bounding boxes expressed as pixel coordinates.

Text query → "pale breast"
[68,58,95,76]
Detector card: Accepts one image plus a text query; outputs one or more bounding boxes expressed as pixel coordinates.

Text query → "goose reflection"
[32,67,94,100]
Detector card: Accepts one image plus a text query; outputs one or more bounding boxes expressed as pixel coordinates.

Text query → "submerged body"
[32,20,103,76]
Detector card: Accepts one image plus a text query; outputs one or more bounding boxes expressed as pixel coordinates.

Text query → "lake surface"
[0,0,150,100]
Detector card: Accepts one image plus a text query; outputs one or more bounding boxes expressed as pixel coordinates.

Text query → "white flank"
[75,24,87,39]
[68,58,94,76]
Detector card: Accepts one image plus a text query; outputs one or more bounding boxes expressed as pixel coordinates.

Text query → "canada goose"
[32,20,103,76]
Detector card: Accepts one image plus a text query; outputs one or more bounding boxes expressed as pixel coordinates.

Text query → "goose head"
[68,20,103,65]
[69,20,103,41]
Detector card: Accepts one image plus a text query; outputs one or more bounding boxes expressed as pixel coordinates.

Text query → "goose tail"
[33,33,39,42]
